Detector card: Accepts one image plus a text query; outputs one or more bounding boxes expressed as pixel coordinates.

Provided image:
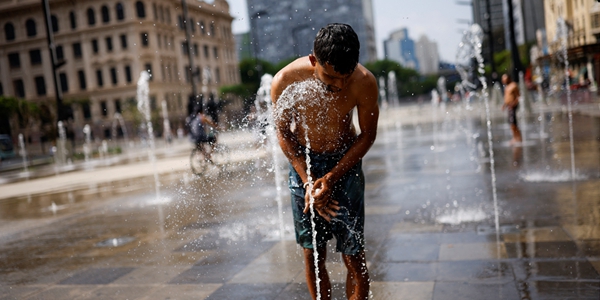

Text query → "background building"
[415,35,440,75]
[543,0,599,91]
[244,0,377,64]
[383,28,419,71]
[0,0,240,147]
[472,0,544,63]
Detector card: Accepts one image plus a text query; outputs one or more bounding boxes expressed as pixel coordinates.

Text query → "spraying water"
[273,79,335,300]
[83,124,92,162]
[18,133,28,175]
[557,18,577,180]
[57,121,67,167]
[255,73,286,239]
[111,112,130,149]
[456,24,501,247]
[161,100,172,144]
[387,71,398,106]
[137,71,161,202]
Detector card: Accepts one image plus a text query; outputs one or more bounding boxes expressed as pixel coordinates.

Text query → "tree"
[0,96,40,135]
[220,58,285,113]
[364,59,438,99]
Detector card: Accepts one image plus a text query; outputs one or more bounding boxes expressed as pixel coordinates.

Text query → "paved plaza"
[0,100,599,299]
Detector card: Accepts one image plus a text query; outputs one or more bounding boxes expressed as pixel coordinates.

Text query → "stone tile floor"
[1,104,599,299]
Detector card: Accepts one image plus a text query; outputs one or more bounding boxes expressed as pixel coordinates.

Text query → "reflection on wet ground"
[0,104,599,299]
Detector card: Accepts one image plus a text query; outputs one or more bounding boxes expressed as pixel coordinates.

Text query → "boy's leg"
[303,247,331,300]
[342,251,370,300]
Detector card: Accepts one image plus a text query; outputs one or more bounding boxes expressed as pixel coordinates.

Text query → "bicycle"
[189,138,229,176]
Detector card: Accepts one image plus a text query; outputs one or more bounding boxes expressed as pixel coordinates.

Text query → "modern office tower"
[383,28,419,71]
[245,0,377,64]
[0,0,240,144]
[415,35,440,75]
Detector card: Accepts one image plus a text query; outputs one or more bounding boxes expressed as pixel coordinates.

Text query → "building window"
[115,99,122,113]
[96,69,104,87]
[190,18,195,33]
[26,19,36,37]
[101,5,110,23]
[51,15,59,32]
[210,23,214,36]
[14,79,25,98]
[157,34,161,48]
[181,42,188,55]
[120,34,128,49]
[159,6,164,22]
[153,3,157,20]
[29,49,42,65]
[178,15,184,30]
[165,8,171,23]
[73,42,82,58]
[82,102,91,119]
[125,65,132,83]
[184,65,190,83]
[141,32,148,47]
[145,63,153,81]
[215,67,220,83]
[213,46,218,58]
[4,22,15,41]
[8,52,20,68]
[56,45,64,61]
[110,67,117,85]
[59,72,68,92]
[106,37,113,52]
[78,70,86,90]
[100,101,108,117]
[194,43,199,57]
[200,21,205,35]
[69,11,76,29]
[136,1,146,19]
[87,8,96,26]
[116,2,125,20]
[203,45,209,58]
[34,76,46,96]
[92,39,99,54]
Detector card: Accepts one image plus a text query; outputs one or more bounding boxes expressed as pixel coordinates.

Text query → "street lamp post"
[292,24,310,58]
[181,0,200,115]
[485,0,497,78]
[250,10,268,79]
[41,0,66,126]
[506,0,524,82]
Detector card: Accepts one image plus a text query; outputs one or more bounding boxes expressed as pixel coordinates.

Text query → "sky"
[225,0,473,63]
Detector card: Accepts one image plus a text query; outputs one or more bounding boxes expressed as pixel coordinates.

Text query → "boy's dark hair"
[313,23,360,75]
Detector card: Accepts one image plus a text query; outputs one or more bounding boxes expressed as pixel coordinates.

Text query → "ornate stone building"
[0,0,239,146]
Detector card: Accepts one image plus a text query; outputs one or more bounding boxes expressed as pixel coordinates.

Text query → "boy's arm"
[271,72,309,185]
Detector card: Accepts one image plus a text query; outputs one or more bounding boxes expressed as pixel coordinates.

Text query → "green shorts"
[288,150,365,255]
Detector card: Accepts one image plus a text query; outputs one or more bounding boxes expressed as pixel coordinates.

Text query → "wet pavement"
[0,99,599,299]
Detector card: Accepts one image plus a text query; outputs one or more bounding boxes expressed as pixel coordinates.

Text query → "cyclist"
[190,111,218,161]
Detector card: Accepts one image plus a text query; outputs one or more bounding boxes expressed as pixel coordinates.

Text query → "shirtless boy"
[501,74,522,144]
[271,23,379,300]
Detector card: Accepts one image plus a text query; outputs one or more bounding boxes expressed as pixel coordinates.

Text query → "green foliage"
[364,59,437,98]
[492,43,532,75]
[0,96,42,133]
[222,57,296,112]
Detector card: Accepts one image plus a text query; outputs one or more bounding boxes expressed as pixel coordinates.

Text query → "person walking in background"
[502,74,522,145]
[271,23,379,300]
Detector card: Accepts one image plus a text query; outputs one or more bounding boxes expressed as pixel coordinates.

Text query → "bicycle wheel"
[190,147,209,176]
